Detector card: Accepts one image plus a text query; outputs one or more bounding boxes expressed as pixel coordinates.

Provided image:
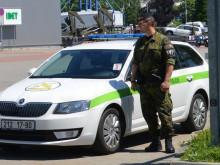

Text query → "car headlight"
[54,100,90,114]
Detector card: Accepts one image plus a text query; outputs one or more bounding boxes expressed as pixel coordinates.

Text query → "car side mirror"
[28,68,37,76]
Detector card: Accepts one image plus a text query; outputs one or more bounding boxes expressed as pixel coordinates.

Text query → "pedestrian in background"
[131,12,176,153]
[189,26,196,41]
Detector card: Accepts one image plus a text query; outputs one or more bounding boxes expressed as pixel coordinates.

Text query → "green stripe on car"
[90,71,209,109]
[90,88,139,109]
[170,71,209,85]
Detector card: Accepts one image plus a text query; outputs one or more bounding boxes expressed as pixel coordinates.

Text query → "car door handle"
[187,75,193,82]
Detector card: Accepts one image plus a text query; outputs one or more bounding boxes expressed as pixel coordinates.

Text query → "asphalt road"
[0,46,209,165]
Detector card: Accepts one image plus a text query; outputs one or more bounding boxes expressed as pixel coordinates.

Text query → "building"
[0,0,61,48]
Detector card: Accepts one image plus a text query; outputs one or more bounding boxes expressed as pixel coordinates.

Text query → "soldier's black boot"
[145,139,162,152]
[165,136,175,153]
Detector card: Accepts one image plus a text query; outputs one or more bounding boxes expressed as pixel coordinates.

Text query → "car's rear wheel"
[195,42,200,47]
[205,40,208,47]
[181,94,207,133]
[93,108,122,154]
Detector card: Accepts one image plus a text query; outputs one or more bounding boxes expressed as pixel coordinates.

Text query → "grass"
[180,129,220,163]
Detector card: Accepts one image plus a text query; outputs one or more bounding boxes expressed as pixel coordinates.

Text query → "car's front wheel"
[166,31,173,35]
[93,108,122,154]
[181,94,207,133]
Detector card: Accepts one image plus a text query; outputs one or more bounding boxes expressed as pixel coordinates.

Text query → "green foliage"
[177,0,195,23]
[172,20,181,26]
[149,0,179,26]
[181,129,220,163]
[100,0,141,26]
[194,0,207,22]
[61,0,80,12]
[176,0,207,23]
[167,20,181,27]
[122,0,141,26]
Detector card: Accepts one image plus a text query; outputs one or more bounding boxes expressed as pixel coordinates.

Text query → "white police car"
[0,37,209,154]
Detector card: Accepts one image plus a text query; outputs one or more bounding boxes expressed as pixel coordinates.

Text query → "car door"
[183,26,192,36]
[123,61,146,132]
[124,62,143,120]
[170,44,205,118]
[175,25,185,36]
[195,27,202,35]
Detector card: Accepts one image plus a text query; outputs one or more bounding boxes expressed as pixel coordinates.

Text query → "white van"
[185,22,204,28]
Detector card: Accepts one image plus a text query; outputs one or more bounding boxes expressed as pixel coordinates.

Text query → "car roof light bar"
[87,34,145,39]
[87,34,188,42]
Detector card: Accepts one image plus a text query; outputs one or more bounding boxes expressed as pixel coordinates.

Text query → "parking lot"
[0,46,209,165]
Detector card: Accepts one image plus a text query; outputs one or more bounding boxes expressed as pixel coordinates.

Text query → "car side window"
[177,26,184,30]
[173,45,203,70]
[184,26,191,30]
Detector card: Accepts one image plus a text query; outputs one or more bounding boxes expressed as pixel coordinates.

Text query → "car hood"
[0,78,118,104]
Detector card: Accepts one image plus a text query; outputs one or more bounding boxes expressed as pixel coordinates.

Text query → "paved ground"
[0,125,198,165]
[0,48,60,91]
[0,46,211,165]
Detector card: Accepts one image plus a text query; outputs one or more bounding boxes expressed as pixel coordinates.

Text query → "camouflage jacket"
[132,32,176,79]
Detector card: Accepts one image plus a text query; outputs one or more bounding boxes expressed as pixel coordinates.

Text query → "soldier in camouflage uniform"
[131,13,176,153]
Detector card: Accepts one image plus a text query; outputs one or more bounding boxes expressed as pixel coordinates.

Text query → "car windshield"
[30,49,130,79]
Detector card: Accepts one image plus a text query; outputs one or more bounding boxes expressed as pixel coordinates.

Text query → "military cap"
[137,13,155,22]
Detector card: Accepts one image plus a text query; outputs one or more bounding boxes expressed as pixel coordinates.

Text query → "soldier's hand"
[160,81,170,91]
[131,82,137,92]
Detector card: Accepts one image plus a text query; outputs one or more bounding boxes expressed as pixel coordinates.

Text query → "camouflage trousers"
[139,84,175,139]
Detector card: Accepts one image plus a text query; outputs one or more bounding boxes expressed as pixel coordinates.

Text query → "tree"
[61,0,79,12]
[176,0,207,23]
[116,0,141,26]
[148,0,179,26]
[194,0,207,22]
[177,0,195,23]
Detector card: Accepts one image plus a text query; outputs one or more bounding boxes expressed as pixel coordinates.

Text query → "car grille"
[0,129,83,141]
[0,102,52,117]
[0,130,57,141]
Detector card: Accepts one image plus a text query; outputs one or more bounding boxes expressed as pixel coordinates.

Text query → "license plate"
[1,120,35,131]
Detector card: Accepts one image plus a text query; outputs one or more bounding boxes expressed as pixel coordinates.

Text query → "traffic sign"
[0,8,4,16]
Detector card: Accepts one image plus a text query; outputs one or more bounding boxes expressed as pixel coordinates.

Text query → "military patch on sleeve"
[168,48,176,57]
[168,49,176,56]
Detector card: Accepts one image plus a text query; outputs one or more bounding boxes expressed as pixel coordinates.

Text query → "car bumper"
[0,107,103,146]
